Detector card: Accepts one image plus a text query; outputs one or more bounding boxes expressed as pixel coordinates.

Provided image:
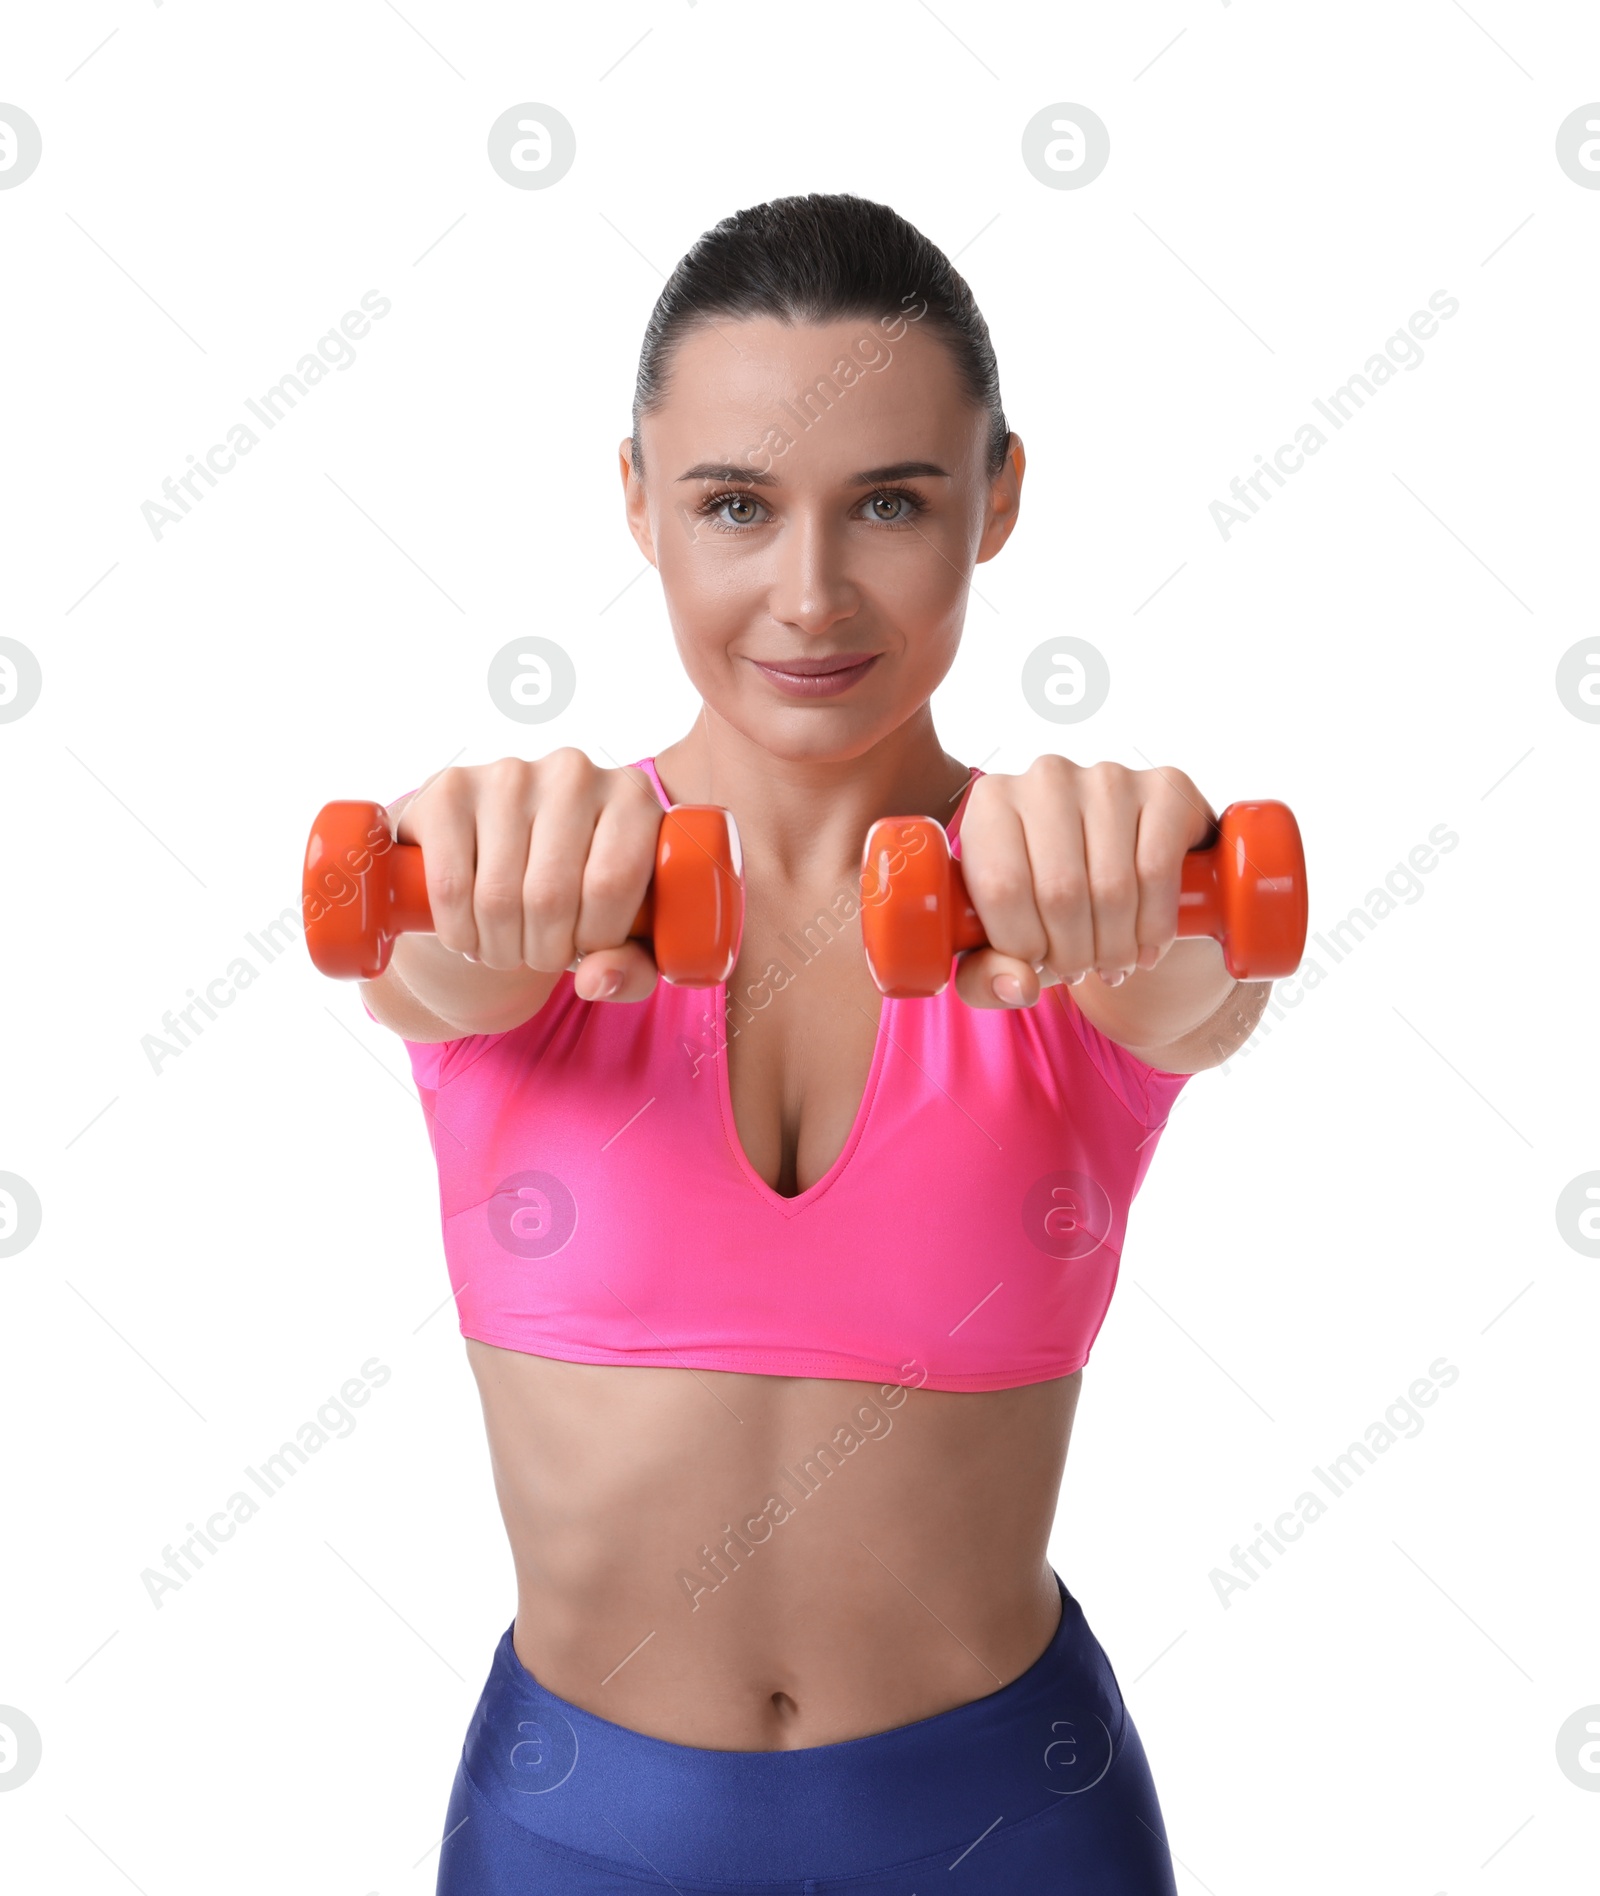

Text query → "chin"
[727,705,899,766]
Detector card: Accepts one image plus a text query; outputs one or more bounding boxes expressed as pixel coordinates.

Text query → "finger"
[469,760,541,971]
[572,784,664,965]
[409,770,485,963]
[953,946,1043,1010]
[518,754,600,972]
[1081,768,1142,979]
[1014,782,1094,986]
[1133,768,1216,971]
[956,791,1050,973]
[570,941,660,1003]
[389,767,447,837]
[1131,787,1191,973]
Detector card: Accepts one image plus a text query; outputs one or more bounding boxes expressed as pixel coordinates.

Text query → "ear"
[620,436,659,568]
[976,433,1025,564]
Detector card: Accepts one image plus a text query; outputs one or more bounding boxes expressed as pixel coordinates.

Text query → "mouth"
[748,653,880,698]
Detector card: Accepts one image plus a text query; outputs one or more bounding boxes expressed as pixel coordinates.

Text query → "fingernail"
[991,973,1026,1006]
[463,952,478,965]
[594,969,623,1001]
[1068,969,1088,986]
[1099,968,1126,988]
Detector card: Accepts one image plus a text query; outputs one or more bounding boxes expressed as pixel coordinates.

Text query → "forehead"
[642,315,982,475]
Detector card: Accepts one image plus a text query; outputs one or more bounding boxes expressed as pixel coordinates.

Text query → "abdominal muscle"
[467,1339,1082,1751]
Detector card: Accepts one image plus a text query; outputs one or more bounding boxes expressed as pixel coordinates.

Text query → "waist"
[469,1344,1080,1745]
[458,1569,1130,1883]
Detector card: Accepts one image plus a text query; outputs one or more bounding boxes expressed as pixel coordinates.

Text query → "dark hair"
[631,192,1009,478]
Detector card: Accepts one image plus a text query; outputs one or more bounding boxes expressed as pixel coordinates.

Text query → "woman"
[361,193,1270,1893]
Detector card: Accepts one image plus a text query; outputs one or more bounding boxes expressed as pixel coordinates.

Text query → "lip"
[749,653,880,698]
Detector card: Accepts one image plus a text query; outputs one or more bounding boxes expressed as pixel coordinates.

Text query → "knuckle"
[1025,752,1075,783]
[971,863,1034,909]
[1030,872,1088,915]
[1086,760,1134,802]
[424,768,473,817]
[428,867,472,912]
[519,881,570,927]
[584,860,642,911]
[964,775,1010,826]
[486,755,534,791]
[473,874,527,919]
[1090,868,1138,908]
[538,746,592,788]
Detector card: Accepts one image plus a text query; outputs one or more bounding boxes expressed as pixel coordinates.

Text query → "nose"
[766,508,859,638]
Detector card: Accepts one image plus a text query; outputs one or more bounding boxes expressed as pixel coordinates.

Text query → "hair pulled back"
[631,192,1008,477]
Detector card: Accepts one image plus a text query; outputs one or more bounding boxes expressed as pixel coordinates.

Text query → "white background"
[3,3,1597,1892]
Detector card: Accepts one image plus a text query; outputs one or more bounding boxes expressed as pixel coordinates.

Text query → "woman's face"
[621,313,1024,762]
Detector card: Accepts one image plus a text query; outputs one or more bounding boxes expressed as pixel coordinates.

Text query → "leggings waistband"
[456,1570,1130,1884]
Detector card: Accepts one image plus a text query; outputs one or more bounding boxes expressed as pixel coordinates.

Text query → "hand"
[391,750,666,1002]
[951,756,1218,1010]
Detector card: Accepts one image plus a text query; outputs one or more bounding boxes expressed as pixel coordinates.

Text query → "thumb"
[568,941,660,1003]
[952,946,1045,1011]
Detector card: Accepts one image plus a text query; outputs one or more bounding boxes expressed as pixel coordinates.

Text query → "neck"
[651,703,974,886]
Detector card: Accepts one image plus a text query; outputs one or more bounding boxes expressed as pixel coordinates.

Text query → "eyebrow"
[675,460,952,487]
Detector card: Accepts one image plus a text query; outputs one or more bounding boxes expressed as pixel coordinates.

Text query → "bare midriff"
[468,1341,1081,1751]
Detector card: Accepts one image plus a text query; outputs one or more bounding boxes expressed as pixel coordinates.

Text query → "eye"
[698,489,769,530]
[858,488,925,525]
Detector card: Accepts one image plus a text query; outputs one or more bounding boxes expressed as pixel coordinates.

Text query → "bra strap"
[630,755,672,812]
[948,764,983,857]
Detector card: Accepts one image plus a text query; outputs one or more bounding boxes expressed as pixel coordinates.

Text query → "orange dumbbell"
[859,800,1307,997]
[302,799,744,986]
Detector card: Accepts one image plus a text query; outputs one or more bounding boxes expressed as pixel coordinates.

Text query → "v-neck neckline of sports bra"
[640,756,981,1218]
[711,977,884,1217]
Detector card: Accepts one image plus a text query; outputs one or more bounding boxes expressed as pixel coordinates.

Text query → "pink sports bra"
[380,759,1190,1392]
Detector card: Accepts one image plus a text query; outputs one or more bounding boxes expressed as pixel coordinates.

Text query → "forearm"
[365,934,561,1038]
[1065,936,1237,1050]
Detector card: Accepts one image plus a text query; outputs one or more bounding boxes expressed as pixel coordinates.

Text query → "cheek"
[877,538,972,634]
[654,535,756,648]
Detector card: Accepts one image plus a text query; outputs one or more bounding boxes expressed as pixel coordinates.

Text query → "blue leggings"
[436,1572,1178,1893]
